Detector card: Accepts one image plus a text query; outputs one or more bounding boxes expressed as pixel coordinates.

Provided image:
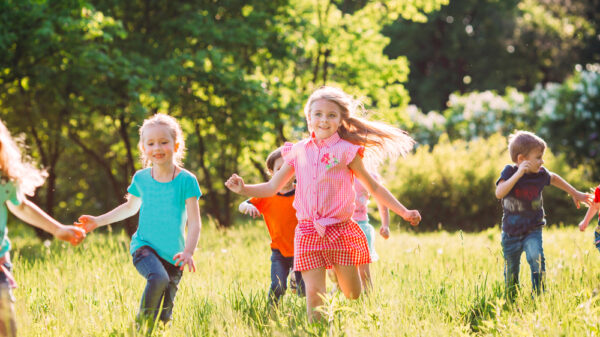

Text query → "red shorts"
[293,220,371,271]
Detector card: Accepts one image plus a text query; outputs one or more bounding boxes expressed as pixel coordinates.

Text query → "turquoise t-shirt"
[128,168,201,265]
[0,177,22,257]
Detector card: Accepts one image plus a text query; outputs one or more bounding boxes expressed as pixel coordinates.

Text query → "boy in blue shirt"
[495,130,591,298]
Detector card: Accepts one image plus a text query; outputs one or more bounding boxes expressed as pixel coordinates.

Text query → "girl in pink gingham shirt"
[226,86,421,321]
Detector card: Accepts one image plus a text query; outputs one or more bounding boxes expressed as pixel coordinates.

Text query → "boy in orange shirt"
[238,148,305,305]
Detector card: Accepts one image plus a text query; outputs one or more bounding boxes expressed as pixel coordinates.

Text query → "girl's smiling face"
[308,99,342,140]
[142,125,178,166]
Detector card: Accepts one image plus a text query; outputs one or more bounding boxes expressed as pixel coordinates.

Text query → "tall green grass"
[9,220,600,336]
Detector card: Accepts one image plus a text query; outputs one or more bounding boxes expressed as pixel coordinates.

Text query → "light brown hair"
[304,86,415,167]
[265,148,283,175]
[507,130,547,162]
[137,114,186,167]
[0,119,47,197]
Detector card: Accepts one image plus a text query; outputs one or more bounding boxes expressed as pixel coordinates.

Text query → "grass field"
[9,220,600,336]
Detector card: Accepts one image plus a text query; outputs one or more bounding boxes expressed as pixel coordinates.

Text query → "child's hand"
[579,220,589,232]
[55,225,86,246]
[225,174,245,194]
[379,226,390,239]
[516,161,531,176]
[572,191,593,209]
[173,251,196,272]
[240,203,260,218]
[402,210,421,226]
[75,215,99,233]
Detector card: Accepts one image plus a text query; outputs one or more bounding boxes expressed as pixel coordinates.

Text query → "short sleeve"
[281,142,296,168]
[541,167,551,186]
[249,197,265,213]
[344,144,364,166]
[127,172,141,197]
[594,186,600,203]
[7,182,21,206]
[185,174,202,200]
[496,165,516,186]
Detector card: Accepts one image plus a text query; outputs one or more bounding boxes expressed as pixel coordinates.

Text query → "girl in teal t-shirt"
[78,114,201,329]
[0,119,85,336]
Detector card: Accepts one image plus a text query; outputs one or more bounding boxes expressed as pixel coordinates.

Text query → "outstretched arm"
[238,200,260,218]
[78,195,142,232]
[225,163,294,198]
[550,173,593,209]
[173,197,201,272]
[579,202,600,232]
[349,156,420,226]
[376,200,391,239]
[7,199,85,245]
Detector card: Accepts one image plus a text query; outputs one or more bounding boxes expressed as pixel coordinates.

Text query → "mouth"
[153,154,165,159]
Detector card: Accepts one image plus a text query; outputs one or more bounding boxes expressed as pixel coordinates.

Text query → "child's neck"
[151,163,177,182]
[278,183,294,194]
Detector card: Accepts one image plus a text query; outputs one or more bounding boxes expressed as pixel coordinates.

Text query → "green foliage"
[384,0,599,111]
[382,133,593,231]
[530,65,600,181]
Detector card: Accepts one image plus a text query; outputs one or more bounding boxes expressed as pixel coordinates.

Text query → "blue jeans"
[501,228,545,297]
[269,249,305,304]
[132,246,182,323]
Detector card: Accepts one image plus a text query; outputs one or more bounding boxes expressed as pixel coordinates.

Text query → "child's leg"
[300,267,326,322]
[332,264,361,300]
[158,261,183,323]
[132,246,171,323]
[0,258,16,337]
[269,249,291,305]
[501,232,524,298]
[523,228,545,294]
[293,270,306,297]
[594,225,600,253]
[357,264,372,293]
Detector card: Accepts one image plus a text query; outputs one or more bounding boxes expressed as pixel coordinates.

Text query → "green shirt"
[0,177,21,257]
[128,168,201,265]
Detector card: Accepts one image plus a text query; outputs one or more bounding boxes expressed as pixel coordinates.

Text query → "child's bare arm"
[376,200,390,239]
[350,156,420,226]
[173,197,201,272]
[7,199,85,245]
[495,164,529,199]
[78,195,141,232]
[226,163,294,198]
[550,173,593,209]
[238,200,260,218]
[579,202,600,231]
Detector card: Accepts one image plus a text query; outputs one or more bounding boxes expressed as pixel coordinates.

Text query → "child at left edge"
[78,114,201,328]
[0,119,85,337]
[578,184,600,251]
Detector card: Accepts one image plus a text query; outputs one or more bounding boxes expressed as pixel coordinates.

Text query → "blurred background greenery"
[1,0,598,235]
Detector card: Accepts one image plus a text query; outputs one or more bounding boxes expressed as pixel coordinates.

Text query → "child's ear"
[516,153,524,163]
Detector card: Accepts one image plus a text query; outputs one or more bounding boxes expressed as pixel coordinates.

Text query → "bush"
[379,133,594,231]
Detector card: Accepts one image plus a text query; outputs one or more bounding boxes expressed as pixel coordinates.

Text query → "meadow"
[10,219,600,336]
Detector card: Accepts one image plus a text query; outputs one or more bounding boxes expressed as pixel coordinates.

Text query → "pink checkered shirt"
[282,132,364,236]
[352,172,380,222]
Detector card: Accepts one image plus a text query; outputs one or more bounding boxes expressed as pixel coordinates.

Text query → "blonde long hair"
[137,114,186,168]
[304,86,415,167]
[0,120,47,197]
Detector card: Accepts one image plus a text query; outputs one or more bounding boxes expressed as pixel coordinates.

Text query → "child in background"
[238,147,305,305]
[78,114,201,328]
[495,130,591,298]
[329,172,390,293]
[226,86,420,321]
[0,120,85,337]
[578,185,600,252]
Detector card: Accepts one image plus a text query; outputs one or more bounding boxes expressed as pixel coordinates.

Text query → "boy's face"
[518,147,545,173]
[272,157,294,191]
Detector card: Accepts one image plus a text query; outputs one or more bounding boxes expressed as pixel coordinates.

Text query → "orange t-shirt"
[249,190,298,257]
